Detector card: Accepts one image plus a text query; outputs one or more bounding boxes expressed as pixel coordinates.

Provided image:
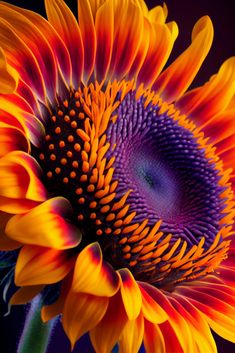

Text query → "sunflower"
[0,0,235,352]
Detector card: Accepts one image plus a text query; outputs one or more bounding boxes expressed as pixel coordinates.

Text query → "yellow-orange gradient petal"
[63,291,109,349]
[143,320,165,353]
[0,47,19,94]
[72,242,119,296]
[5,197,81,249]
[0,123,29,158]
[118,268,142,320]
[118,313,144,353]
[177,57,235,126]
[0,151,46,214]
[153,16,213,102]
[89,292,128,353]
[15,245,76,286]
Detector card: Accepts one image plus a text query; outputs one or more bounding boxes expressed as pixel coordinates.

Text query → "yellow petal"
[63,291,108,349]
[0,47,19,94]
[15,245,75,286]
[118,269,142,320]
[119,314,144,353]
[143,320,165,353]
[0,211,21,250]
[6,197,81,249]
[72,242,119,296]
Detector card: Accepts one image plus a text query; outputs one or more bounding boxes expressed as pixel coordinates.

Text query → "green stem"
[17,295,56,353]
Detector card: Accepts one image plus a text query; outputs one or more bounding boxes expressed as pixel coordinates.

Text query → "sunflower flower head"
[0,1,235,352]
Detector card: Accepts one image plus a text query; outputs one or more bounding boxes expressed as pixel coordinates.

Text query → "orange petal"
[177,285,235,343]
[63,291,108,349]
[0,4,57,102]
[41,295,64,322]
[153,16,213,102]
[15,245,75,286]
[118,313,144,353]
[72,242,119,296]
[177,57,235,125]
[0,211,21,250]
[0,151,46,213]
[0,47,19,94]
[143,320,165,353]
[0,123,29,157]
[118,268,142,320]
[78,0,96,82]
[6,197,81,249]
[137,21,177,87]
[94,0,113,82]
[139,283,168,324]
[109,1,144,80]
[90,291,128,353]
[10,285,44,305]
[45,0,84,88]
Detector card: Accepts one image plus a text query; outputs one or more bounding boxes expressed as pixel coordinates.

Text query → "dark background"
[0,0,235,352]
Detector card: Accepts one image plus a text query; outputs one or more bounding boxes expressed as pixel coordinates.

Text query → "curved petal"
[118,269,142,320]
[118,313,144,353]
[143,320,165,353]
[0,211,21,250]
[15,245,76,286]
[6,197,81,249]
[153,16,213,102]
[10,285,44,305]
[0,151,46,213]
[177,57,235,125]
[94,0,113,82]
[0,47,19,94]
[0,4,57,102]
[0,17,46,101]
[89,292,127,353]
[45,0,83,88]
[72,242,119,296]
[0,123,29,157]
[78,0,96,82]
[63,291,108,349]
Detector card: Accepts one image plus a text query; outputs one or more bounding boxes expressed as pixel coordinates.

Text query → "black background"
[0,0,235,352]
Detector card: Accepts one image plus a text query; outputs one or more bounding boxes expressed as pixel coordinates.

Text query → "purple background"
[0,0,235,352]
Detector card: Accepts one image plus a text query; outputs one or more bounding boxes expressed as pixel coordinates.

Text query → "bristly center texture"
[32,84,230,289]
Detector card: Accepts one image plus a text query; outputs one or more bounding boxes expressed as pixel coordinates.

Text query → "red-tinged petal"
[118,268,142,320]
[0,4,57,103]
[177,57,235,125]
[0,47,19,94]
[169,294,217,353]
[0,151,46,213]
[63,291,108,349]
[0,18,46,101]
[94,0,113,82]
[142,283,195,353]
[138,283,167,324]
[153,16,213,102]
[109,1,144,81]
[0,211,21,250]
[215,266,235,287]
[118,314,144,353]
[0,123,29,157]
[72,242,119,296]
[137,22,177,87]
[10,285,44,305]
[176,285,235,343]
[21,112,45,147]
[90,292,128,353]
[15,245,75,286]
[45,0,83,88]
[143,320,165,353]
[159,320,183,353]
[0,108,25,132]
[2,2,72,86]
[6,197,81,249]
[78,0,96,82]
